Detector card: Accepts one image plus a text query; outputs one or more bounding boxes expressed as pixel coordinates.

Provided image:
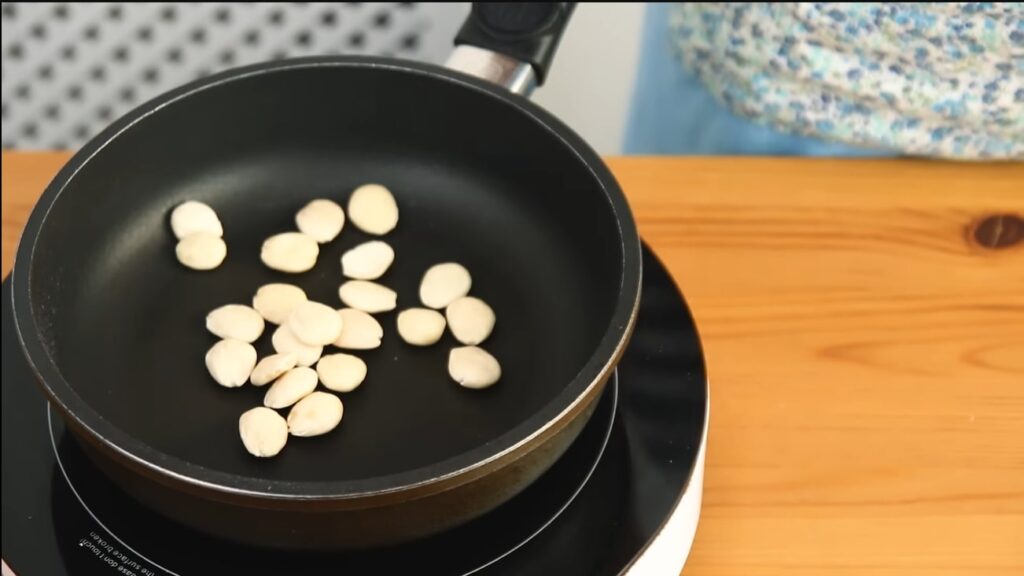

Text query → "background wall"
[532,3,645,156]
[1,2,645,154]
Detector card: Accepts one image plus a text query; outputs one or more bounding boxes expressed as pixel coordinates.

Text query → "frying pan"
[11,3,641,549]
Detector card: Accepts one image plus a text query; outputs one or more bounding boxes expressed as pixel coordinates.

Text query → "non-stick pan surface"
[13,58,640,500]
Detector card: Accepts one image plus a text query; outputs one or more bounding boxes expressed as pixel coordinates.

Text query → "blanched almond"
[448,346,501,389]
[287,301,344,346]
[419,263,471,309]
[250,353,298,387]
[347,183,398,235]
[396,308,446,346]
[271,325,323,367]
[205,339,257,388]
[341,240,394,280]
[176,233,227,270]
[239,407,288,457]
[287,391,344,437]
[206,304,265,343]
[260,232,319,273]
[316,353,367,392]
[445,297,495,345]
[263,366,318,409]
[333,308,383,349]
[253,283,307,325]
[295,199,345,243]
[338,280,397,313]
[171,201,223,239]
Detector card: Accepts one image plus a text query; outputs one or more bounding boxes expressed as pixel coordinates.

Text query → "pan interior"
[28,64,624,485]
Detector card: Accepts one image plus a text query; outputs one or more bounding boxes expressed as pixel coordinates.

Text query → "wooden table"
[3,153,1023,575]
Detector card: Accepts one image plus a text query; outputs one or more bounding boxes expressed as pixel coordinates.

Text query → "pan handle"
[445,3,576,97]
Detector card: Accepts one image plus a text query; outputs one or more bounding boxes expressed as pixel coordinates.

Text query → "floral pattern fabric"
[670,3,1024,159]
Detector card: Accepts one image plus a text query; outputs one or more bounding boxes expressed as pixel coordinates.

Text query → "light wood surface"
[3,153,1023,575]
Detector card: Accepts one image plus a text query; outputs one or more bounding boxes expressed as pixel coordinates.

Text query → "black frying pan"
[11,3,641,549]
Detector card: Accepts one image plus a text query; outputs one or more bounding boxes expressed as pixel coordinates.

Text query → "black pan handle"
[447,3,576,97]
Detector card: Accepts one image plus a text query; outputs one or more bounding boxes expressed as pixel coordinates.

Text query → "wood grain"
[3,153,1024,575]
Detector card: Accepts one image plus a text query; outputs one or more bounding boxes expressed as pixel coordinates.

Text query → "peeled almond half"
[271,325,324,367]
[287,392,344,437]
[396,308,446,346]
[295,199,345,243]
[252,283,307,325]
[347,184,398,235]
[260,232,319,273]
[263,366,318,409]
[250,353,298,387]
[205,339,258,388]
[445,297,495,345]
[171,200,223,239]
[287,301,344,346]
[316,353,368,393]
[239,407,288,457]
[340,240,394,280]
[206,304,265,343]
[333,308,383,349]
[176,233,227,270]
[338,280,397,313]
[419,262,471,309]
[448,346,501,389]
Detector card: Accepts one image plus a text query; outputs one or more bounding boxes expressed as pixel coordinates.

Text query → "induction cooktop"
[2,245,708,575]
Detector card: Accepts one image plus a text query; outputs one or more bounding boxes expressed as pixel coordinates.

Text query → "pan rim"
[11,55,642,504]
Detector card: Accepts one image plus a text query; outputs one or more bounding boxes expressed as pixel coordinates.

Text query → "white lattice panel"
[1,2,468,149]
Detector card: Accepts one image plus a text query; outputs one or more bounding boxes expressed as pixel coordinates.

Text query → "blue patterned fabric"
[626,3,1023,159]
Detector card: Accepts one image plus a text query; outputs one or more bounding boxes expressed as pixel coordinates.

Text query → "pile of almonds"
[171,201,227,270]
[179,184,501,459]
[400,263,500,388]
